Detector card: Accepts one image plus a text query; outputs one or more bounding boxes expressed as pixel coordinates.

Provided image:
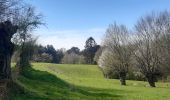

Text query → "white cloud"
[34,28,106,50]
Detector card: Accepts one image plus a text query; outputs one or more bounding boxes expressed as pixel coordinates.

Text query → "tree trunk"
[0,54,12,79]
[0,21,18,100]
[146,74,156,87]
[0,80,10,100]
[16,42,31,75]
[119,72,126,85]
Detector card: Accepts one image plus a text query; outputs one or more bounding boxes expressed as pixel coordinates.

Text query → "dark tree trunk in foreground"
[119,72,126,85]
[0,21,17,79]
[0,21,18,100]
[146,74,156,87]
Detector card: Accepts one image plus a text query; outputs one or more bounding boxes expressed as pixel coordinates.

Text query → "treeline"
[62,37,100,64]
[12,37,100,65]
[97,11,170,87]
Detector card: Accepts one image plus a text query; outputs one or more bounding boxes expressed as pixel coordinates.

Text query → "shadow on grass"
[11,67,124,100]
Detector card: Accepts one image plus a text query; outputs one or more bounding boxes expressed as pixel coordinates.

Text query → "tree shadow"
[11,67,125,100]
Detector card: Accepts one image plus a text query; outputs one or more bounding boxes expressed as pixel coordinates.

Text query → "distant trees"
[98,23,134,85]
[32,45,64,63]
[62,53,82,64]
[33,52,52,63]
[45,45,60,63]
[67,47,80,54]
[33,37,100,65]
[83,37,100,64]
[62,47,85,64]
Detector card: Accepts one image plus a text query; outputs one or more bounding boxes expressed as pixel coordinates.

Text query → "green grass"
[11,63,170,100]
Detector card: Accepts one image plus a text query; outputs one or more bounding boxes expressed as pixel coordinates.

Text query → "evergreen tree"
[83,37,100,64]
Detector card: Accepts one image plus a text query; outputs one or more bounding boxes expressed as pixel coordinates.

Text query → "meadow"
[11,63,170,100]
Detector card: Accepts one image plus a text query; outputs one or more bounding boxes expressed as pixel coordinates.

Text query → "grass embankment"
[11,63,170,100]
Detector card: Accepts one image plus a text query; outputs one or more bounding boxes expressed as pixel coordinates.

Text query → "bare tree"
[100,23,134,85]
[134,11,170,87]
[12,5,43,73]
[0,0,21,22]
[157,11,170,77]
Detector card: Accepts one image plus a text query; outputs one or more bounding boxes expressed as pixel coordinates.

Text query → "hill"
[11,63,170,100]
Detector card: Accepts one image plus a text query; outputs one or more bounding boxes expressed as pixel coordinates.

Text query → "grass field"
[11,63,170,100]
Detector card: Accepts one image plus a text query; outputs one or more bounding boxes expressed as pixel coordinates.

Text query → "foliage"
[32,45,64,63]
[67,47,80,54]
[62,52,85,64]
[83,37,100,64]
[33,53,53,63]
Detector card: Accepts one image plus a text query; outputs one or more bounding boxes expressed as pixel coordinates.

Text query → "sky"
[26,0,170,50]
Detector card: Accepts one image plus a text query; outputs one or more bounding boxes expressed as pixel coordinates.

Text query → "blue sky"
[27,0,170,50]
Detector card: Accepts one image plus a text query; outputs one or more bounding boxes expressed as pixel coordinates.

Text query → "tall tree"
[85,37,97,49]
[134,11,170,87]
[99,23,134,85]
[83,37,100,64]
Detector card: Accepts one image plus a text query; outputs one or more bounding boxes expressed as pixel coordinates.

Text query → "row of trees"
[25,37,100,65]
[62,37,100,64]
[98,11,170,87]
[33,45,64,63]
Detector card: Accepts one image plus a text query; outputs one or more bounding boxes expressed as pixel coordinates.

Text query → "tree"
[32,45,64,63]
[134,11,170,87]
[83,37,100,64]
[0,1,42,99]
[85,37,97,49]
[98,49,116,78]
[17,38,37,70]
[0,1,23,99]
[33,52,52,63]
[55,49,64,63]
[155,12,170,79]
[45,45,64,63]
[9,5,43,74]
[0,0,22,22]
[62,52,78,64]
[94,47,103,63]
[67,47,80,54]
[100,23,134,85]
[0,21,18,80]
[0,0,27,80]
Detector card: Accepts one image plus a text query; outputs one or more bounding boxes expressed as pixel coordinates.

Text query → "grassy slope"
[12,63,170,100]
